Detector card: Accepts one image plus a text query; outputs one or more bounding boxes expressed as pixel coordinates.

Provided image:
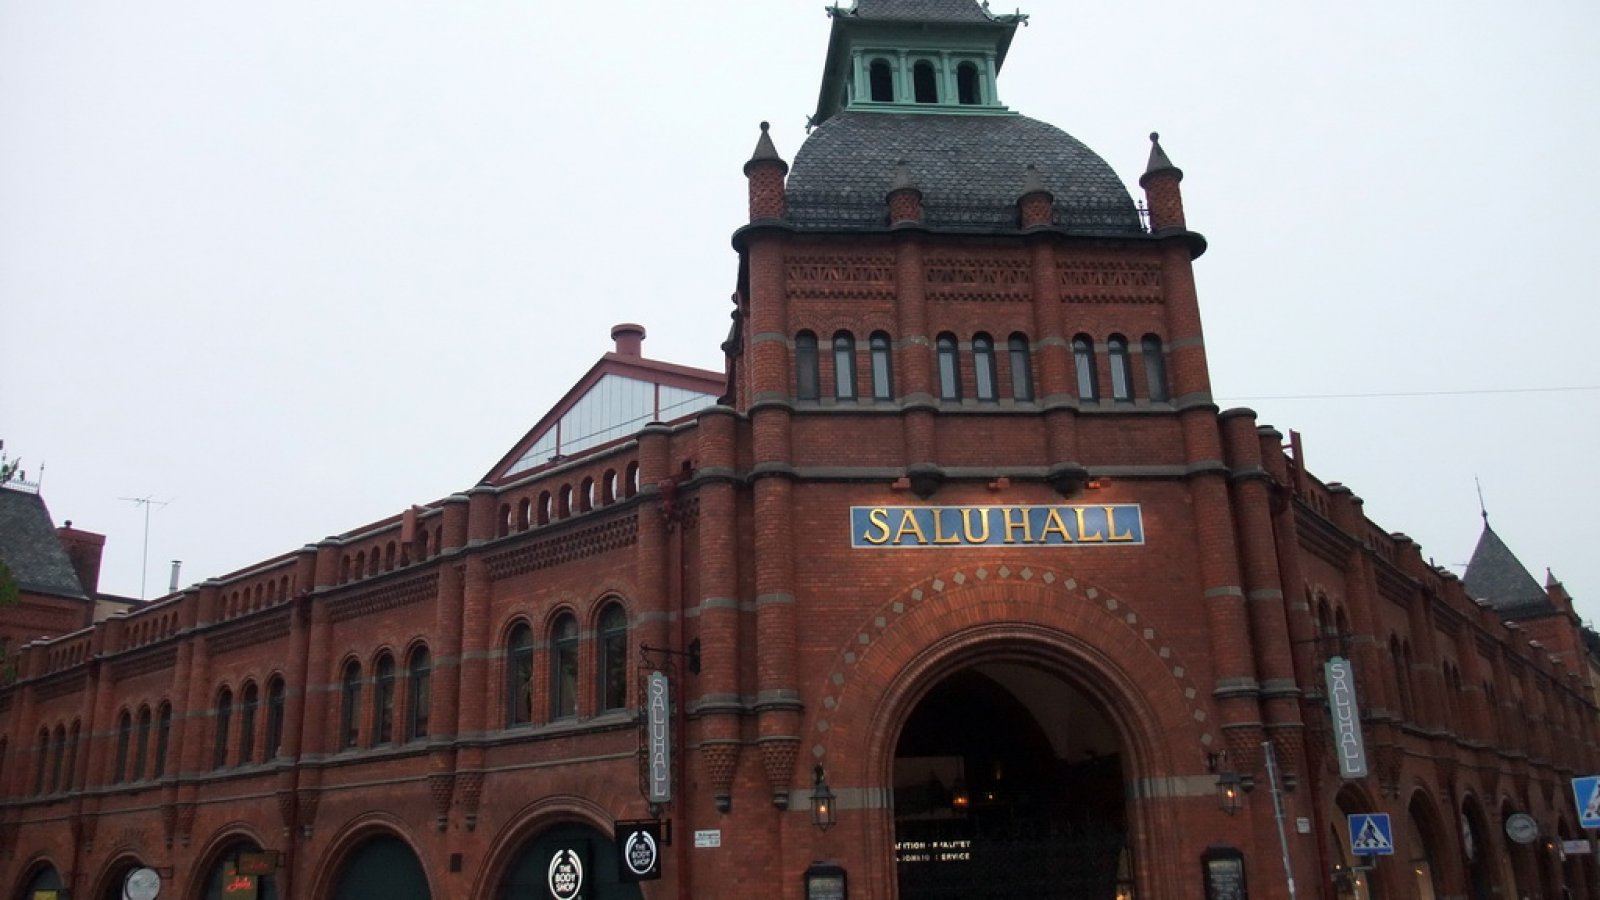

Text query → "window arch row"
[796,328,897,402]
[499,596,633,730]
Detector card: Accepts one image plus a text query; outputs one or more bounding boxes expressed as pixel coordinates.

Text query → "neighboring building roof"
[786,112,1142,233]
[0,486,88,601]
[840,0,998,24]
[1462,520,1550,615]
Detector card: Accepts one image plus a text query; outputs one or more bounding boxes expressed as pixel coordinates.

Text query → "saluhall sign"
[851,504,1144,549]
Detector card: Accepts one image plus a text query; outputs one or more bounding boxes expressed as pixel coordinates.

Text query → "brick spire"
[1017,163,1053,228]
[885,159,923,225]
[1138,131,1186,230]
[743,121,789,222]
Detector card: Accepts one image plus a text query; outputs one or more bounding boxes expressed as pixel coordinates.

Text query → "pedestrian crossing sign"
[1574,776,1600,829]
[1348,813,1395,856]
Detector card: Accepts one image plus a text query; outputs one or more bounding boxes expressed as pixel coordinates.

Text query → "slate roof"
[786,111,1143,234]
[0,487,88,600]
[1462,521,1550,615]
[842,0,997,24]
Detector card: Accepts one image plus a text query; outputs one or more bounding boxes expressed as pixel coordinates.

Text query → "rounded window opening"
[869,59,895,102]
[913,60,939,103]
[894,663,1130,899]
[957,62,982,104]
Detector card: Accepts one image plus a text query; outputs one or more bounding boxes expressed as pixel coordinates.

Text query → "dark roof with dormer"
[0,487,88,601]
[841,0,1000,24]
[1462,520,1551,616]
[786,111,1142,233]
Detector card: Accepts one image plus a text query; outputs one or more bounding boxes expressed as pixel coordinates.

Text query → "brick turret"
[1139,131,1186,231]
[744,121,789,222]
[1016,164,1053,228]
[885,159,923,226]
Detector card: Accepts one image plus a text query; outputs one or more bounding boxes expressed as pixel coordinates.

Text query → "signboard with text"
[1324,657,1368,778]
[645,671,671,804]
[615,821,662,882]
[851,505,1144,549]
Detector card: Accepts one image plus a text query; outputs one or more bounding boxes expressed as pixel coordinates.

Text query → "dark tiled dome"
[786,111,1142,234]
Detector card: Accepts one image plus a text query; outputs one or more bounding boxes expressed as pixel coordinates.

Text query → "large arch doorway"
[96,858,148,900]
[329,835,429,900]
[197,838,279,900]
[496,822,643,900]
[892,663,1129,900]
[1404,792,1446,900]
[14,863,63,900]
[1459,797,1494,900]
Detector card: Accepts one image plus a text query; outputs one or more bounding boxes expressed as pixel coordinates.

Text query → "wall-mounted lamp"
[951,776,970,812]
[1207,751,1248,816]
[811,765,837,832]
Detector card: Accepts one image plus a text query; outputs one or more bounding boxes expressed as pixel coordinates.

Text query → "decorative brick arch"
[8,855,65,900]
[307,813,437,900]
[807,563,1214,899]
[470,793,627,899]
[89,851,150,900]
[185,823,271,900]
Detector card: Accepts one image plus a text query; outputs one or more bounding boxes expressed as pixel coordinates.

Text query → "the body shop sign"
[646,671,671,804]
[1324,657,1368,778]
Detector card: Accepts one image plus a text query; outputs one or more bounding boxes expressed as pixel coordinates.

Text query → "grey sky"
[3,2,1597,626]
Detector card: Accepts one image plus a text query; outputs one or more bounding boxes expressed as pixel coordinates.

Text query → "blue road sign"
[1348,813,1395,856]
[1574,776,1600,829]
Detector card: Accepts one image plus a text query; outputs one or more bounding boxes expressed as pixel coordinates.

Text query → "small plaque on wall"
[1202,846,1248,900]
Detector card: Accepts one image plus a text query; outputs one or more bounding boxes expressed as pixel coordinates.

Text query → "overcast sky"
[3,1,1597,628]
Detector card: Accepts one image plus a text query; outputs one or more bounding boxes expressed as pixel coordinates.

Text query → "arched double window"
[407,646,431,741]
[795,331,820,400]
[833,331,857,400]
[937,333,961,401]
[506,623,534,727]
[373,654,396,746]
[1073,335,1099,401]
[551,614,580,719]
[870,332,894,400]
[973,333,998,401]
[598,604,629,713]
[212,690,232,770]
[1009,334,1034,401]
[340,661,362,749]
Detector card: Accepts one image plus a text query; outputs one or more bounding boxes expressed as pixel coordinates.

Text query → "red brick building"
[3,2,1597,899]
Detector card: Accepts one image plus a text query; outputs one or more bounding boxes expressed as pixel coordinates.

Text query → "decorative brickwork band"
[758,737,800,809]
[458,771,485,831]
[701,740,742,812]
[275,789,296,837]
[429,772,455,832]
[296,790,320,838]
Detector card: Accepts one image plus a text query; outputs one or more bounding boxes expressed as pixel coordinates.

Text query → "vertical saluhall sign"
[1324,657,1368,778]
[646,671,672,804]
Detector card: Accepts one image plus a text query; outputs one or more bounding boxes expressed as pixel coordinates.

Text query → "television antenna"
[119,495,172,600]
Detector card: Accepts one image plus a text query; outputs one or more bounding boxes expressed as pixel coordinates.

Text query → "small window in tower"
[913,61,938,103]
[937,333,961,401]
[1141,334,1169,402]
[1108,335,1133,401]
[795,331,820,400]
[1009,333,1033,401]
[1073,335,1099,401]
[870,332,894,400]
[870,59,894,102]
[973,333,997,401]
[957,62,981,105]
[833,331,857,399]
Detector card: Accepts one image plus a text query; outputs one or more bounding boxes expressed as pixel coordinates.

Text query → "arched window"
[134,706,151,779]
[50,725,65,792]
[212,691,232,770]
[957,61,981,104]
[869,59,894,102]
[603,470,618,504]
[239,682,258,765]
[870,332,893,400]
[937,333,961,401]
[795,331,820,400]
[833,331,857,399]
[626,462,641,498]
[373,654,396,746]
[367,550,378,578]
[407,647,431,741]
[1108,335,1133,401]
[580,477,595,513]
[33,728,48,794]
[598,604,629,712]
[517,498,531,531]
[64,721,79,790]
[153,706,170,778]
[354,551,366,581]
[558,485,573,519]
[413,528,429,563]
[265,679,285,760]
[538,491,552,526]
[913,60,938,103]
[1073,335,1099,401]
[340,661,362,749]
[506,623,533,727]
[384,542,396,571]
[1390,637,1413,721]
[1008,334,1033,401]
[551,613,580,719]
[1141,334,1169,402]
[973,333,998,401]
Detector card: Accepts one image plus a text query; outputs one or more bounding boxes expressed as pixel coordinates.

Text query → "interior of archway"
[331,836,429,900]
[1404,795,1442,900]
[199,839,279,900]
[1460,799,1495,900]
[496,822,643,900]
[892,662,1131,900]
[1334,788,1378,900]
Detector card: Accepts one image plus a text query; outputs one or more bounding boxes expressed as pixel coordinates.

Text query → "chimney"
[612,323,646,357]
[55,522,106,597]
[169,560,182,594]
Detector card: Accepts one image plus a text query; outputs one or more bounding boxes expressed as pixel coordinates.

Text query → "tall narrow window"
[795,332,820,400]
[64,722,79,790]
[1108,335,1133,401]
[153,706,170,778]
[34,728,48,795]
[833,332,857,399]
[340,662,361,750]
[937,333,961,401]
[134,706,151,780]
[373,654,396,746]
[407,647,431,741]
[1009,334,1034,401]
[913,60,938,103]
[599,604,629,712]
[869,59,894,102]
[1141,334,1169,402]
[870,332,894,400]
[114,714,132,783]
[50,725,66,792]
[973,333,998,401]
[1073,335,1099,401]
[552,614,579,719]
[212,691,232,770]
[506,624,533,727]
[265,679,285,760]
[957,62,981,105]
[238,683,258,765]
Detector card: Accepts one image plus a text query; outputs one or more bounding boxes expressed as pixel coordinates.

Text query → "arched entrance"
[1404,792,1447,900]
[197,838,279,900]
[892,663,1129,900]
[496,822,643,900]
[1460,796,1495,900]
[329,835,430,900]
[1333,786,1379,900]
[14,863,63,900]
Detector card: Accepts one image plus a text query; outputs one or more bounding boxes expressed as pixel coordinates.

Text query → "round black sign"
[546,847,584,900]
[623,829,658,877]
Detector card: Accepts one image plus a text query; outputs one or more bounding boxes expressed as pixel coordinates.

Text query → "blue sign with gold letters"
[850,505,1144,548]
